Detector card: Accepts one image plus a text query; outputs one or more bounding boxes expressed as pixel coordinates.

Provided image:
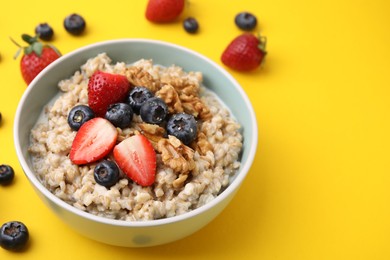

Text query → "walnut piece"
[125,66,160,92]
[155,84,184,114]
[192,132,213,155]
[137,123,165,149]
[180,93,212,121]
[157,135,195,176]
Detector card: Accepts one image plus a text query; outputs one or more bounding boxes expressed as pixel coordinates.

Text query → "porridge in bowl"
[28,53,243,221]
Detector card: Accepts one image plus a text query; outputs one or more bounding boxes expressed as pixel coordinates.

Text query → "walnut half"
[157,135,195,176]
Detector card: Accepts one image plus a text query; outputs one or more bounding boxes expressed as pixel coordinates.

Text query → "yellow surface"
[1,0,389,259]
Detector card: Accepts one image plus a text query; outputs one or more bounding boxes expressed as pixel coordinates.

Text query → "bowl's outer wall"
[30,180,239,247]
[15,39,257,247]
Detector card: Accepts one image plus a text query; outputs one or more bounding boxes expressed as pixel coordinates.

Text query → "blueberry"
[140,97,168,125]
[35,23,54,41]
[183,17,199,34]
[105,103,133,128]
[68,105,95,131]
[235,12,257,31]
[166,113,197,145]
[64,13,86,35]
[127,86,154,114]
[0,221,29,251]
[94,160,120,188]
[0,164,14,185]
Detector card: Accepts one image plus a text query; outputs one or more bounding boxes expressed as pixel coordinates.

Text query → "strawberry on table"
[145,0,185,23]
[12,34,61,84]
[113,134,156,187]
[88,71,131,117]
[70,117,118,165]
[221,33,267,71]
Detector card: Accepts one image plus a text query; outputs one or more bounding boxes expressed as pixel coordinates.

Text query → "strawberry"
[145,0,185,23]
[88,71,131,117]
[113,134,156,186]
[70,117,118,165]
[12,34,61,84]
[221,33,267,71]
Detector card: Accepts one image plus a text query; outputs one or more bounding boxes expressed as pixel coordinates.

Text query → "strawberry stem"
[256,32,267,52]
[11,34,45,58]
[9,37,22,48]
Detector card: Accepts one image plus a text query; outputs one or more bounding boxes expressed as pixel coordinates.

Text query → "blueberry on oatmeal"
[166,113,197,145]
[126,86,154,114]
[140,97,168,124]
[68,105,95,131]
[105,103,133,128]
[0,221,29,251]
[94,160,120,188]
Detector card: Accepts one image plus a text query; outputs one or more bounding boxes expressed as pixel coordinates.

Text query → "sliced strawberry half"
[113,134,156,186]
[70,117,118,165]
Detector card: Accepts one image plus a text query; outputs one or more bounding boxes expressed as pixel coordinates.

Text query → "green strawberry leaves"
[11,34,61,59]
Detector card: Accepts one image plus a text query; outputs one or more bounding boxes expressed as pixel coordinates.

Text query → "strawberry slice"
[113,134,156,186]
[88,71,131,117]
[70,117,118,165]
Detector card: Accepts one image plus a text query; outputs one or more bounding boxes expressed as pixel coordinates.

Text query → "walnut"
[192,132,213,155]
[172,173,189,188]
[125,66,159,92]
[155,84,184,114]
[160,67,202,96]
[180,93,212,121]
[137,123,165,149]
[157,135,195,176]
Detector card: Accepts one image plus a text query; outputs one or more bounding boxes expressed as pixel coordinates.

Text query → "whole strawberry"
[88,71,131,117]
[12,34,61,84]
[221,33,267,71]
[145,0,185,23]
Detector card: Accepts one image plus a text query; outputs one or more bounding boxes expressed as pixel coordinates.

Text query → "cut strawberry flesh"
[113,134,156,186]
[70,118,118,165]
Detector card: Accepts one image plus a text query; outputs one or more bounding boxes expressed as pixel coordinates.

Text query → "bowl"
[14,39,258,247]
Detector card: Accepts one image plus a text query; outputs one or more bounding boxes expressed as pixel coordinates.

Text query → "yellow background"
[1,0,389,259]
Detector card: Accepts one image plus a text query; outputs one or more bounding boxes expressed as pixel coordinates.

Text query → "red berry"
[145,0,185,23]
[12,34,61,84]
[69,118,118,165]
[88,71,131,117]
[113,134,156,186]
[221,33,267,71]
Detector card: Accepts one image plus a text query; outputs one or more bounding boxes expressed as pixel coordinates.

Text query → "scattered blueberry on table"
[35,23,54,41]
[64,13,86,35]
[0,221,29,251]
[183,17,199,34]
[0,164,15,185]
[235,11,257,31]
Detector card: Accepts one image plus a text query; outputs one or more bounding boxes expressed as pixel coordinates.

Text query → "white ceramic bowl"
[14,39,257,247]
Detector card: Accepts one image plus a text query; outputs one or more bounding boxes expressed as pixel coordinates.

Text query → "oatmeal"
[28,53,243,221]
